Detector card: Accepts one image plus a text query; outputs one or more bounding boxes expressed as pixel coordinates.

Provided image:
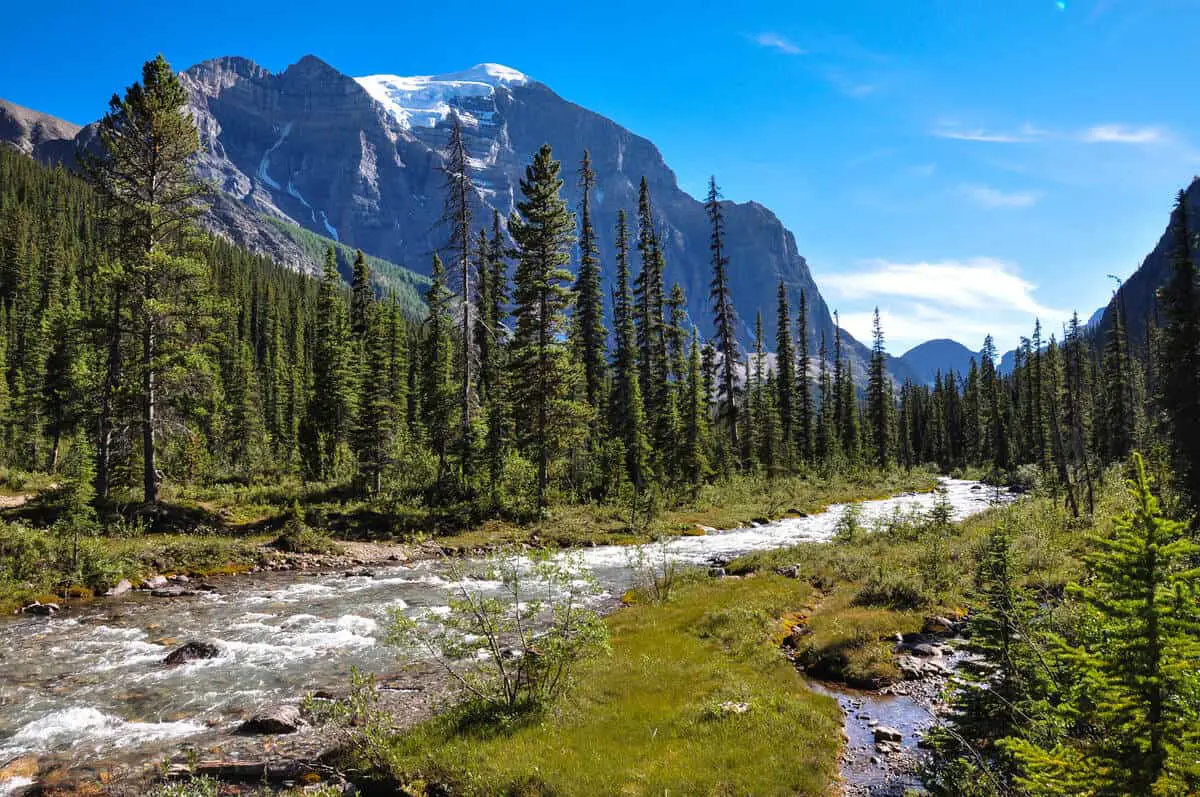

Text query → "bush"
[387,549,610,714]
[834,503,864,544]
[854,564,929,610]
[273,504,339,555]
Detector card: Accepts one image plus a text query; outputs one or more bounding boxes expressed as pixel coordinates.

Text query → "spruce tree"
[775,281,795,469]
[421,254,456,488]
[1158,190,1200,512]
[706,177,741,461]
[795,290,813,464]
[681,327,711,485]
[304,247,359,481]
[441,114,477,480]
[508,145,588,510]
[867,307,891,468]
[572,151,607,413]
[350,250,373,339]
[609,210,649,495]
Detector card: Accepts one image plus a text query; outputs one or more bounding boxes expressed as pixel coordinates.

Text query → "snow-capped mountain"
[1,53,871,362]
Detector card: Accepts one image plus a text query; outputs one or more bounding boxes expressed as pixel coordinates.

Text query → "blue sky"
[3,0,1198,352]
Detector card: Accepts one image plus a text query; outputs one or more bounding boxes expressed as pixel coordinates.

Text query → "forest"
[0,55,1198,796]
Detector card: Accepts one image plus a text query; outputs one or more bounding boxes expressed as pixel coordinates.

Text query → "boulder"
[343,568,376,578]
[237,704,305,735]
[708,567,726,578]
[141,575,169,589]
[22,602,59,616]
[163,640,221,666]
[922,616,958,636]
[774,565,802,579]
[912,643,942,658]
[104,579,133,597]
[873,726,903,743]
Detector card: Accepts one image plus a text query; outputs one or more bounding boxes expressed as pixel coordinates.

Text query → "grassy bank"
[0,468,937,614]
[364,573,843,796]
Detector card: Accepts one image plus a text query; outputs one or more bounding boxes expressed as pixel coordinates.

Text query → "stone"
[22,602,59,616]
[163,640,221,666]
[774,565,802,579]
[141,575,169,589]
[104,579,133,597]
[922,615,958,636]
[912,643,942,658]
[168,574,190,584]
[343,568,376,578]
[237,704,305,735]
[708,567,726,578]
[873,726,903,744]
[151,588,200,598]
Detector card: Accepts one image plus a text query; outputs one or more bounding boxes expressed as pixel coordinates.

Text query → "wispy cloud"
[959,184,1041,208]
[1083,124,1164,144]
[823,257,1067,349]
[751,32,805,55]
[932,122,1047,144]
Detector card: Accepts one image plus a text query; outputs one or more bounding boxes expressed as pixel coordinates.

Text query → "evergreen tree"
[867,307,892,468]
[572,151,607,414]
[1005,455,1200,795]
[83,55,216,504]
[681,327,711,485]
[706,176,741,461]
[508,145,589,510]
[609,210,649,495]
[1157,190,1200,512]
[441,114,477,479]
[421,254,456,488]
[303,248,359,480]
[775,281,795,468]
[350,250,373,339]
[795,290,813,464]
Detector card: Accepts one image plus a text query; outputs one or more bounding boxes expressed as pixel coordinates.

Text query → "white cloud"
[822,258,1068,350]
[959,184,1041,208]
[932,122,1046,143]
[1082,124,1164,144]
[751,32,805,55]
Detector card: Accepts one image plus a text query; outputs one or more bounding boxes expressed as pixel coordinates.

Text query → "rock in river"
[237,704,305,735]
[163,640,221,666]
[21,601,59,616]
[873,725,903,744]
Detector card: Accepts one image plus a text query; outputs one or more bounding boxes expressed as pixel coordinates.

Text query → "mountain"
[897,339,977,385]
[1097,176,1200,347]
[0,54,889,373]
[0,99,80,162]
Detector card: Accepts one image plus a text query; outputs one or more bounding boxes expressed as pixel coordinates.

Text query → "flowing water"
[0,480,1004,792]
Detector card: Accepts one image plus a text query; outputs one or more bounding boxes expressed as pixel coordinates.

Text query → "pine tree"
[350,250,373,339]
[441,114,477,480]
[867,307,891,468]
[508,145,589,510]
[706,177,741,462]
[304,247,359,481]
[421,254,456,488]
[1158,190,1200,512]
[816,331,835,467]
[795,290,813,464]
[1005,454,1200,795]
[83,55,216,504]
[833,317,858,463]
[572,151,607,413]
[356,304,398,495]
[775,281,796,469]
[609,210,649,494]
[681,327,711,485]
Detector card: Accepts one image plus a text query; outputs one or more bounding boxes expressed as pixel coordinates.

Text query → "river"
[0,479,1004,794]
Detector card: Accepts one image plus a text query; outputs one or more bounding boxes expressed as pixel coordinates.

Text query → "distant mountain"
[0,99,81,162]
[1097,177,1200,346]
[896,339,977,386]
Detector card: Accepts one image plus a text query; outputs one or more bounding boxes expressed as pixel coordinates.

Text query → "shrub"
[273,503,339,555]
[387,549,610,714]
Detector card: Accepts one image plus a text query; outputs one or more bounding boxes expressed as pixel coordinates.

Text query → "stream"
[0,479,1005,794]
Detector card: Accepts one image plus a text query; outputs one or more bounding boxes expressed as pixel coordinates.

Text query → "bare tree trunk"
[142,293,157,506]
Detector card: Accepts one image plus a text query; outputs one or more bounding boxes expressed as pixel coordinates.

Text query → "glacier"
[355,63,528,130]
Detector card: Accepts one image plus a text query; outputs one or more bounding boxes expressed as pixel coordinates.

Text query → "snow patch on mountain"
[257,122,292,190]
[355,64,528,129]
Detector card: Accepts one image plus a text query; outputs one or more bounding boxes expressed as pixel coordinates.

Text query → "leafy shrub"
[833,503,864,544]
[387,550,610,714]
[854,564,928,610]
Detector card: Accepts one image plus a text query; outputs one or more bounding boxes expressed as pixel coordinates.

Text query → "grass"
[366,574,843,796]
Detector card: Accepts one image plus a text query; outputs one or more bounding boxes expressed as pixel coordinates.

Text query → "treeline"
[4,54,1200,535]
